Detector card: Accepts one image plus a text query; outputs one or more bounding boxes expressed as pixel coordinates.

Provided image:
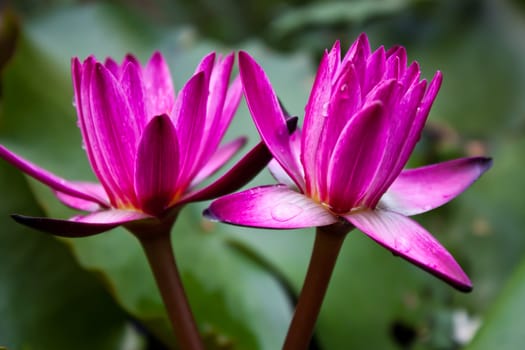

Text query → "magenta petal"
[134,115,180,215]
[120,60,147,129]
[364,80,428,206]
[0,144,107,207]
[344,209,472,291]
[302,50,331,195]
[144,51,176,118]
[173,71,207,188]
[238,51,305,190]
[327,102,388,212]
[191,137,247,187]
[396,71,443,170]
[194,54,237,171]
[205,185,337,229]
[380,157,492,216]
[55,182,109,211]
[12,210,150,237]
[89,63,140,207]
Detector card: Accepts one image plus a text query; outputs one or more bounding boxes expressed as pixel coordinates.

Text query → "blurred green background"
[1,0,525,349]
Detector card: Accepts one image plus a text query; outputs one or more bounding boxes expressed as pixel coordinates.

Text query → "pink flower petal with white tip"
[379,157,492,216]
[205,185,337,229]
[343,209,472,291]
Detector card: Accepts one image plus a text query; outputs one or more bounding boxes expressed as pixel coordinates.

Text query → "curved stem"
[135,227,203,350]
[283,222,352,350]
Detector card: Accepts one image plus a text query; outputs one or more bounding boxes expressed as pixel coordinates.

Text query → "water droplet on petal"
[322,102,330,117]
[340,83,348,92]
[271,202,303,222]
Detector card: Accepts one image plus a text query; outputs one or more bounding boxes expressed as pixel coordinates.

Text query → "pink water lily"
[0,51,269,237]
[206,34,492,291]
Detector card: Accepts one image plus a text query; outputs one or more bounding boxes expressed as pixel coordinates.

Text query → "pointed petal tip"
[11,214,117,237]
[238,50,251,61]
[477,156,493,172]
[202,208,218,222]
[345,210,473,292]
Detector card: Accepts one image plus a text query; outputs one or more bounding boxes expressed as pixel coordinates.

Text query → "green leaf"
[0,159,132,350]
[467,256,525,350]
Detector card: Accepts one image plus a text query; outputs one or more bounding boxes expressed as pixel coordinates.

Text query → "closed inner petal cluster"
[70,51,242,216]
[300,34,443,214]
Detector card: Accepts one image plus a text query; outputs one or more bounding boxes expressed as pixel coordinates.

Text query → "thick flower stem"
[283,222,351,350]
[136,230,203,350]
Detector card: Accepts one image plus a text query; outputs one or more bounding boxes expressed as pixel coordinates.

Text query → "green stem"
[283,222,352,350]
[134,226,203,350]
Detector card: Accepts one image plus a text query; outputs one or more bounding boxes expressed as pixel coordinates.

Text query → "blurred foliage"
[1,0,525,349]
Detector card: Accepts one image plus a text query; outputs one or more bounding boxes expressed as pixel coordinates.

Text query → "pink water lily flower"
[0,51,267,236]
[206,35,492,291]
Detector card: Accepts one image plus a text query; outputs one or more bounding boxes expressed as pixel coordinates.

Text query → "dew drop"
[321,102,330,117]
[271,202,303,222]
[340,84,348,92]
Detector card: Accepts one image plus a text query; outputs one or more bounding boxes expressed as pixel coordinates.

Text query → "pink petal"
[239,51,305,190]
[88,62,141,207]
[195,53,236,170]
[55,182,110,211]
[385,46,407,79]
[172,71,207,189]
[363,46,386,94]
[190,137,247,188]
[134,114,180,215]
[302,50,331,195]
[143,51,176,118]
[395,71,443,174]
[364,80,428,207]
[327,102,388,213]
[194,52,216,79]
[379,157,492,216]
[73,57,119,203]
[0,144,107,207]
[341,33,371,85]
[343,209,472,291]
[11,210,151,237]
[316,63,362,199]
[119,60,147,130]
[205,185,337,229]
[326,40,341,76]
[104,57,120,77]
